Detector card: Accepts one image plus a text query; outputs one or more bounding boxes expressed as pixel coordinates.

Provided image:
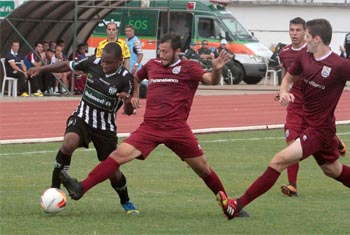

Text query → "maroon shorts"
[124,122,204,160]
[284,99,304,143]
[299,128,339,165]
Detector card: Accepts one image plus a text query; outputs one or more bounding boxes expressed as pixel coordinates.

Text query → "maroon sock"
[238,167,280,209]
[81,157,120,193]
[287,162,299,187]
[202,168,226,195]
[335,165,350,188]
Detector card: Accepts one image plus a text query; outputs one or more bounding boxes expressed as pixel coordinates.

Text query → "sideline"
[1,121,348,145]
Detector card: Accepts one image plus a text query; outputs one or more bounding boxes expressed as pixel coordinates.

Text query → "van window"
[197,17,225,40]
[221,17,253,40]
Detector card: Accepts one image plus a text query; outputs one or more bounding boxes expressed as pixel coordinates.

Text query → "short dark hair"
[160,33,181,51]
[103,42,122,58]
[290,17,305,29]
[306,19,332,46]
[125,24,134,30]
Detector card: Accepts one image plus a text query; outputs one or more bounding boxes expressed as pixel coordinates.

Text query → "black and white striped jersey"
[69,56,133,132]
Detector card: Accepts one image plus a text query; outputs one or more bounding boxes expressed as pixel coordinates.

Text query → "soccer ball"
[40,188,67,214]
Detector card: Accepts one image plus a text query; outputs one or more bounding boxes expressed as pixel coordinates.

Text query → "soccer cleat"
[216,191,239,220]
[338,139,346,157]
[59,170,84,200]
[281,184,297,196]
[20,92,29,97]
[121,201,140,215]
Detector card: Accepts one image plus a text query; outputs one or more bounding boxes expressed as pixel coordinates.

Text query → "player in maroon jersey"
[60,33,237,217]
[278,17,346,197]
[218,18,350,220]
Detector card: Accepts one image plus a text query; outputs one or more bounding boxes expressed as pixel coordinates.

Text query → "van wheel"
[223,62,243,85]
[243,76,263,84]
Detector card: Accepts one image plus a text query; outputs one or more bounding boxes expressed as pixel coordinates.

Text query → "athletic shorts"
[65,115,118,161]
[124,122,204,160]
[284,99,304,143]
[299,127,339,166]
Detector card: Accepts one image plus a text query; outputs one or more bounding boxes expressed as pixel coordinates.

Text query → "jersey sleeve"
[118,40,131,59]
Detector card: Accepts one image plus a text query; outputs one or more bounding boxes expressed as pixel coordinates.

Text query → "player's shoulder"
[97,39,108,47]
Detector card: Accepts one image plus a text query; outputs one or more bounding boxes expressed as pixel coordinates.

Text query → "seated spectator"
[53,44,69,94]
[182,42,200,62]
[68,43,87,95]
[4,41,30,97]
[198,40,213,71]
[42,47,58,94]
[24,41,45,96]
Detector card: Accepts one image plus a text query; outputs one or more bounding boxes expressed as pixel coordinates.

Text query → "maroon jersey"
[279,44,307,140]
[289,50,350,134]
[137,59,205,124]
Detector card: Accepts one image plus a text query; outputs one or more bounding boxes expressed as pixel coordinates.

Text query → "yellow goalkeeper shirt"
[95,39,131,59]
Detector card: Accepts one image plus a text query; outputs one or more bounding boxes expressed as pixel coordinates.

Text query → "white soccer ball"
[40,188,67,214]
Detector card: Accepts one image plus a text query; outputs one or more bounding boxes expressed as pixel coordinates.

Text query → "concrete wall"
[227,4,350,55]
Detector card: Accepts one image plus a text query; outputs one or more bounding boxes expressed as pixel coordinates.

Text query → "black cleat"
[59,170,84,200]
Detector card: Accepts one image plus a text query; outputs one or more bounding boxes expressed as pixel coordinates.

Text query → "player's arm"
[27,61,70,77]
[202,49,230,85]
[278,72,299,106]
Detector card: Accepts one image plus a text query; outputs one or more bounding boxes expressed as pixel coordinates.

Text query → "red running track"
[0,91,349,142]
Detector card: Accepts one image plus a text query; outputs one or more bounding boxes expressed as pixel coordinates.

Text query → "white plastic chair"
[263,57,280,86]
[1,58,18,97]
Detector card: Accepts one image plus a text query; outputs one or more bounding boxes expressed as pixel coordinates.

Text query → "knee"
[60,142,76,154]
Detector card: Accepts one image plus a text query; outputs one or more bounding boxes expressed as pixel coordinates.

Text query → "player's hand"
[27,67,40,77]
[117,92,130,101]
[211,50,231,70]
[279,92,294,106]
[131,97,140,109]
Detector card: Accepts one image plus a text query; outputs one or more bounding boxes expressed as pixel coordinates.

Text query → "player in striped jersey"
[28,42,139,215]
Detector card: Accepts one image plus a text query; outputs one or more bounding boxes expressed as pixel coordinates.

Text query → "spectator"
[198,40,213,71]
[42,41,49,53]
[4,41,30,97]
[214,39,240,83]
[42,47,58,94]
[24,41,45,96]
[125,24,143,75]
[53,44,69,94]
[96,22,130,70]
[182,42,200,62]
[68,43,87,94]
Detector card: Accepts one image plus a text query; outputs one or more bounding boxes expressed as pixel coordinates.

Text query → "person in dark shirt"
[5,41,29,96]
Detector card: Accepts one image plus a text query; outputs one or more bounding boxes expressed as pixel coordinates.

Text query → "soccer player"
[59,33,234,217]
[278,17,346,196]
[217,18,350,219]
[95,22,130,71]
[28,43,139,215]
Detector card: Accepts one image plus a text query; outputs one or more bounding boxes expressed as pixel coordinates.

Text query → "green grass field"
[1,125,349,235]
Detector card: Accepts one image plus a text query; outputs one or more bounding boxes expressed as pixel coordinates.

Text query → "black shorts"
[65,115,118,161]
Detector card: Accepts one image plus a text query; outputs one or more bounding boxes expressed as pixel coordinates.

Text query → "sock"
[110,173,130,204]
[81,157,119,193]
[238,167,280,209]
[287,162,299,187]
[202,168,226,195]
[335,165,350,188]
[51,150,72,188]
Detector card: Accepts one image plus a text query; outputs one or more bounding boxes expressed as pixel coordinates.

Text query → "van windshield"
[221,17,255,40]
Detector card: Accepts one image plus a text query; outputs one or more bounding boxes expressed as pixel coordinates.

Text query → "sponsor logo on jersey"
[321,66,331,78]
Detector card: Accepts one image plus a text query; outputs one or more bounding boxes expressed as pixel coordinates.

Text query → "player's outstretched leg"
[59,170,84,200]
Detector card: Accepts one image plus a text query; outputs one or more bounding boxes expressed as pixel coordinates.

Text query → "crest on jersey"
[321,66,331,78]
[172,66,181,74]
[108,87,117,95]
